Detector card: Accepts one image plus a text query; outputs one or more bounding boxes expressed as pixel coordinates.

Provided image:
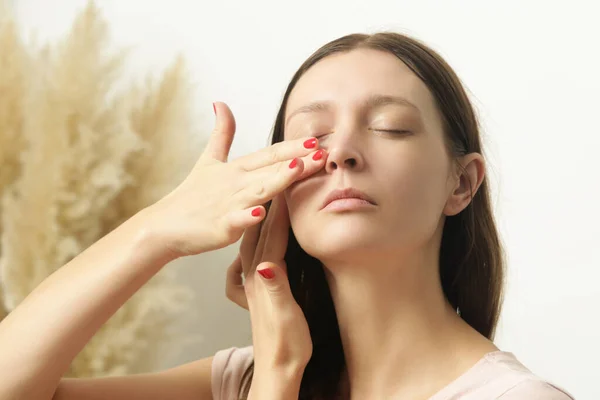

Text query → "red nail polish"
[251,207,261,217]
[312,150,324,161]
[289,158,298,168]
[303,138,317,149]
[258,268,275,279]
[213,103,216,115]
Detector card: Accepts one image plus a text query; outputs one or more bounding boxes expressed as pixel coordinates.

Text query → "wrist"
[127,207,181,265]
[248,368,305,400]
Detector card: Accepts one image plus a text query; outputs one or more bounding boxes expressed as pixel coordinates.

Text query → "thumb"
[255,262,294,307]
[202,101,237,162]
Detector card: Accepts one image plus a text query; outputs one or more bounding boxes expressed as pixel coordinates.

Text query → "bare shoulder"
[53,356,214,400]
[499,379,575,400]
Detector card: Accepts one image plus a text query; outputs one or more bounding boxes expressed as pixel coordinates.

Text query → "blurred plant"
[0,1,203,376]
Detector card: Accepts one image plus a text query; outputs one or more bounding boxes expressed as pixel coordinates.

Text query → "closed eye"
[313,129,411,139]
[313,132,334,139]
[372,129,412,135]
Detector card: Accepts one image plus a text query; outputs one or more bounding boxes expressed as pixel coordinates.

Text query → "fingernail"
[251,207,261,217]
[312,149,324,161]
[303,138,317,149]
[257,268,275,279]
[288,158,298,169]
[213,102,217,115]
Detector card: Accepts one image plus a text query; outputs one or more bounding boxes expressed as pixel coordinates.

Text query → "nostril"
[326,155,358,170]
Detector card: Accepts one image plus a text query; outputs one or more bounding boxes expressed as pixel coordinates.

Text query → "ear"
[444,153,485,217]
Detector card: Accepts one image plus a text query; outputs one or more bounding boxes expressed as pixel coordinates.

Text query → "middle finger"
[233,137,319,172]
[247,149,327,192]
[253,194,290,269]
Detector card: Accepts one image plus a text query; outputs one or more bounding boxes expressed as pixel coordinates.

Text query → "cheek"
[398,159,443,202]
[379,149,449,230]
[284,185,311,230]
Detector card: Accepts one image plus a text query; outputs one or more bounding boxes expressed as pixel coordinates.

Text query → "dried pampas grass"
[0,1,28,323]
[0,1,203,376]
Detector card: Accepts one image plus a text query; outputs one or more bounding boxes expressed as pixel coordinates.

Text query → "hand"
[228,194,313,399]
[141,102,326,258]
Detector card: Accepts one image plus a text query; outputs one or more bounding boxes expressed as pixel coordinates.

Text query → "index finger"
[240,215,262,277]
[258,193,290,265]
[233,137,318,171]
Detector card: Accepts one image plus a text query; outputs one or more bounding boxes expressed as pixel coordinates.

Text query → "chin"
[298,225,382,260]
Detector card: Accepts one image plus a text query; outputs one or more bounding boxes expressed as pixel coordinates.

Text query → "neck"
[322,242,496,399]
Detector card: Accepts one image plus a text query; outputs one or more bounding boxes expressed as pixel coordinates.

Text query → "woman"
[0,32,573,399]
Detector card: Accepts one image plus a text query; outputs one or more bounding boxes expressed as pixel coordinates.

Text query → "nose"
[324,135,364,174]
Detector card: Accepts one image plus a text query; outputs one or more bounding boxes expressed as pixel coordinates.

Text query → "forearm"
[0,208,176,400]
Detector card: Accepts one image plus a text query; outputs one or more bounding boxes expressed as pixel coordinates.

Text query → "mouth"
[320,187,377,210]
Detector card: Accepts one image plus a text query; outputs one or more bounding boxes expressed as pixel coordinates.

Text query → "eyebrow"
[285,94,421,126]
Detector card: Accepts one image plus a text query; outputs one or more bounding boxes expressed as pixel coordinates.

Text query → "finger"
[233,136,319,172]
[201,102,236,162]
[225,254,249,309]
[260,194,290,264]
[227,253,244,286]
[255,262,294,309]
[238,156,306,207]
[252,192,284,269]
[225,204,266,236]
[248,148,327,191]
[251,203,273,269]
[240,220,262,276]
[294,149,328,181]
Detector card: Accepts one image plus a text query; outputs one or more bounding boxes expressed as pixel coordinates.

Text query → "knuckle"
[269,148,280,165]
[275,157,285,172]
[267,283,287,297]
[277,157,291,176]
[225,288,236,301]
[220,218,239,244]
[254,183,266,199]
[234,162,250,174]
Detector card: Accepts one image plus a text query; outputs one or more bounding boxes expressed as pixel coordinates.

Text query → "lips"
[321,188,376,210]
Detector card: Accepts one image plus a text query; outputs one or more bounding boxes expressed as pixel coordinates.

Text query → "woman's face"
[283,48,457,263]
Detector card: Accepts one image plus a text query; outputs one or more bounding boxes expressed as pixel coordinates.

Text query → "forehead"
[285,48,441,133]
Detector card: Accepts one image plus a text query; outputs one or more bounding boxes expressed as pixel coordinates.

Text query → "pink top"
[211,346,575,400]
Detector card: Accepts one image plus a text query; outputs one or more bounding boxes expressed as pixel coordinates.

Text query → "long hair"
[239,31,505,399]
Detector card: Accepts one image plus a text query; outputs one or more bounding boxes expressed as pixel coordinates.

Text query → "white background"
[12,1,599,398]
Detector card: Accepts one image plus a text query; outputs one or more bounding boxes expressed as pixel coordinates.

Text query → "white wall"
[13,1,599,398]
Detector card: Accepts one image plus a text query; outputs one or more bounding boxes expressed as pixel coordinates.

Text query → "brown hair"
[238,31,505,399]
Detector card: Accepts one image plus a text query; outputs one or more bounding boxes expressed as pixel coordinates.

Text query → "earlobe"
[444,153,485,216]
